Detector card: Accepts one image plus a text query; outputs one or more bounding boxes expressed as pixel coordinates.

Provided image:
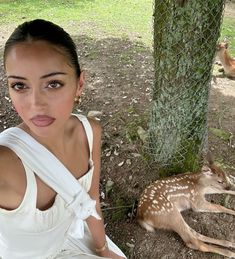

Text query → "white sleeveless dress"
[0,114,126,259]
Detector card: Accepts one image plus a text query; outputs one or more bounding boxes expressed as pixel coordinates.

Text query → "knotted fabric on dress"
[0,127,101,239]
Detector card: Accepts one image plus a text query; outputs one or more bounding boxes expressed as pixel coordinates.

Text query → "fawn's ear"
[224,42,229,49]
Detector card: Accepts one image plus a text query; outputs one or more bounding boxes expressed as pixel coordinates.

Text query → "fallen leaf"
[87,110,103,117]
[209,128,232,141]
[137,126,148,142]
[105,180,114,195]
[118,161,125,167]
[106,150,112,157]
[126,159,131,165]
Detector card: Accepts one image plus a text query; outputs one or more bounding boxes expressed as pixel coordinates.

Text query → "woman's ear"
[76,70,85,96]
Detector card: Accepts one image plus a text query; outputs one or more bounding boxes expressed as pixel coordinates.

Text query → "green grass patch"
[209,127,232,141]
[221,17,235,56]
[0,0,153,46]
[0,1,234,51]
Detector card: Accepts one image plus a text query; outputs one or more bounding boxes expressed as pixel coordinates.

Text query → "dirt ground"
[0,3,235,259]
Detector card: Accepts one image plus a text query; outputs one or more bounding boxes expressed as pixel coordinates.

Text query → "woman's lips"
[31,115,55,127]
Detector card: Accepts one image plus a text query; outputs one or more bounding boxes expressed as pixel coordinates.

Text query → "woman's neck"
[19,122,69,157]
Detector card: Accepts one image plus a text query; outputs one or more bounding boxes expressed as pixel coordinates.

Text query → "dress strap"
[72,114,93,159]
[21,160,38,208]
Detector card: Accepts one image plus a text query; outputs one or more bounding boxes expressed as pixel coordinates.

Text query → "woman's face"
[5,40,84,138]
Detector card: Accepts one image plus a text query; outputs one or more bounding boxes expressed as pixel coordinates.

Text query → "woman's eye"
[47,81,64,89]
[10,83,26,91]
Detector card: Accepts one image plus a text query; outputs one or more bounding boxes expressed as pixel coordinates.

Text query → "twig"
[101,204,134,211]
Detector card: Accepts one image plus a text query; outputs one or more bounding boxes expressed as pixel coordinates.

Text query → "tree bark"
[149,0,225,173]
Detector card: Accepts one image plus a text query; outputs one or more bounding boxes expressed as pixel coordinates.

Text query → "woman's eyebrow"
[7,72,67,80]
[40,72,67,79]
[7,75,26,80]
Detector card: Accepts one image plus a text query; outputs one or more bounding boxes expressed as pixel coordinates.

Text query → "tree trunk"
[148,0,225,173]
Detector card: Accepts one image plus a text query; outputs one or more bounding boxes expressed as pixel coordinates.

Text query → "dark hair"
[4,19,81,76]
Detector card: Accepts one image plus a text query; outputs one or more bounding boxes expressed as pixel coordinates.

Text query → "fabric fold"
[66,191,101,238]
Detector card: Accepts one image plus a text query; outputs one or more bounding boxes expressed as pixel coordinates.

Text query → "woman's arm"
[85,118,125,259]
[86,118,106,249]
[0,146,26,210]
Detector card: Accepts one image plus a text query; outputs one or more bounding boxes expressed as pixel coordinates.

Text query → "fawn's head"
[205,151,233,190]
[200,164,230,191]
[216,42,229,53]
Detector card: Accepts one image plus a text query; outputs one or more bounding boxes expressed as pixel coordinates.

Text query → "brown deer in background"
[137,159,235,258]
[216,42,235,78]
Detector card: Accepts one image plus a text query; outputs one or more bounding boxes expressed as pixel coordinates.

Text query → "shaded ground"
[0,6,235,259]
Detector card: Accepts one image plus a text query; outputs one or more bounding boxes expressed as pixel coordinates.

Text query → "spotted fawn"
[137,163,235,258]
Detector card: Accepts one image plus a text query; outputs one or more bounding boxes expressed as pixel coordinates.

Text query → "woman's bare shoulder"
[0,146,21,181]
[70,115,102,148]
[87,117,102,136]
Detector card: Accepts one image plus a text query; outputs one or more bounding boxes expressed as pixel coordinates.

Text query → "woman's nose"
[31,89,47,107]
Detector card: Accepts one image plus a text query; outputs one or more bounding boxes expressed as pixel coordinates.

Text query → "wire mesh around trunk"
[146,0,225,172]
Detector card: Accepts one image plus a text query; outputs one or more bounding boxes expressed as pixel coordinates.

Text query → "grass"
[220,16,235,56]
[0,0,153,46]
[0,1,234,51]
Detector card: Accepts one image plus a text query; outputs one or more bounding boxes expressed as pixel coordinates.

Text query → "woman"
[0,19,126,259]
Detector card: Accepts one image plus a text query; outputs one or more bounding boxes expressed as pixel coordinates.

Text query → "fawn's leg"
[167,210,208,250]
[169,210,235,257]
[190,197,235,248]
[197,242,235,258]
[192,197,235,216]
[218,190,235,196]
[190,226,235,249]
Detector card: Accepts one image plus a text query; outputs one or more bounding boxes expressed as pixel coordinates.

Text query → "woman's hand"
[99,248,126,259]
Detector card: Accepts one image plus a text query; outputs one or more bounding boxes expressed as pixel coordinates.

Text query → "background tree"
[148,0,225,173]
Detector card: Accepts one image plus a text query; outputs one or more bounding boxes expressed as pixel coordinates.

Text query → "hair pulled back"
[4,19,81,77]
